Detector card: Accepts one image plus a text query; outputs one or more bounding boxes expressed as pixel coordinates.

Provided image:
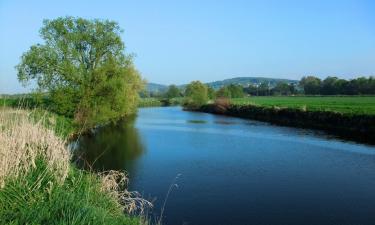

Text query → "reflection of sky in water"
[137,107,375,155]
[78,106,375,225]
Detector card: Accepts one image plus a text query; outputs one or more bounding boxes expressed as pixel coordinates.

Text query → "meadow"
[231,96,375,115]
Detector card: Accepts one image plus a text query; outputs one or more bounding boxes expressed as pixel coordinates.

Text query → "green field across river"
[231,96,375,115]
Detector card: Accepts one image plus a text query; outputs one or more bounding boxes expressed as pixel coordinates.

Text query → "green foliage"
[0,95,44,108]
[243,82,270,96]
[214,85,244,99]
[184,81,209,109]
[138,97,163,107]
[0,159,140,225]
[207,77,297,89]
[231,96,375,115]
[299,76,321,95]
[207,87,216,99]
[258,82,272,96]
[167,97,185,105]
[25,109,75,138]
[299,76,375,95]
[273,82,294,95]
[165,85,181,99]
[17,17,143,129]
[216,86,231,98]
[227,84,244,98]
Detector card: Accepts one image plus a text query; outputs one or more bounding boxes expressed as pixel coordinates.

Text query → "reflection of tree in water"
[74,116,145,172]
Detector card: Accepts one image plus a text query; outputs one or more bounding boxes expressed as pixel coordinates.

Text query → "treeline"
[148,76,375,100]
[246,76,375,96]
[143,84,245,99]
[300,76,375,95]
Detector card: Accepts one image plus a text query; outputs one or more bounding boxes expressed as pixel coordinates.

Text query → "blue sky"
[1,0,374,93]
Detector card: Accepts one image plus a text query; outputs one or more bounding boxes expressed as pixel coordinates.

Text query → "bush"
[213,97,231,114]
[183,81,209,110]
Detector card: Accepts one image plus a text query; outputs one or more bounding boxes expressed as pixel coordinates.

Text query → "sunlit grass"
[231,96,375,115]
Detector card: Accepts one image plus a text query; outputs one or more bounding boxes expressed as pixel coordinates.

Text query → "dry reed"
[100,170,153,214]
[0,108,70,187]
[0,107,152,215]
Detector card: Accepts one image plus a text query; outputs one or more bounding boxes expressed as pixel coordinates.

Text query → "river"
[75,106,375,225]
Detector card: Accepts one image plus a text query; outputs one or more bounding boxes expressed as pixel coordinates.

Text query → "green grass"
[231,96,375,115]
[138,98,163,107]
[1,97,75,138]
[138,97,184,107]
[0,159,141,225]
[0,107,146,225]
[0,96,40,108]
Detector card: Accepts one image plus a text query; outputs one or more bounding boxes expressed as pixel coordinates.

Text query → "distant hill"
[146,83,168,93]
[146,77,299,93]
[206,77,298,89]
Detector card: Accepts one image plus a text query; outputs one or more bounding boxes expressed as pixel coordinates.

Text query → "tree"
[273,82,291,95]
[17,17,143,128]
[258,82,271,96]
[227,84,244,98]
[165,85,181,98]
[288,83,297,95]
[321,76,339,95]
[184,81,208,109]
[216,86,231,98]
[207,86,216,99]
[299,76,321,95]
[244,84,258,96]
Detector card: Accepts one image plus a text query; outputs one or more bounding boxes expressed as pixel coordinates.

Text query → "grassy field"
[231,96,375,115]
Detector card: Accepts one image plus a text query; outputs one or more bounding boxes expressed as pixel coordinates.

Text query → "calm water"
[76,107,375,225]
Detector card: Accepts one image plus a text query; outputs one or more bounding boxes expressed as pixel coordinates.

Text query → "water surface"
[76,107,375,225]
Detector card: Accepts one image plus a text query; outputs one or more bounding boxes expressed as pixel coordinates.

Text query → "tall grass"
[0,108,70,187]
[0,108,152,225]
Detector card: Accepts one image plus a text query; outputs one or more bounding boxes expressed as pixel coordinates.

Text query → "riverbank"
[197,103,375,144]
[138,97,184,108]
[0,108,151,225]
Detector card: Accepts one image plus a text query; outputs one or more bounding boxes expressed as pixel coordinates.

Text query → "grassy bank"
[138,97,184,107]
[138,98,163,107]
[199,97,375,144]
[0,108,151,224]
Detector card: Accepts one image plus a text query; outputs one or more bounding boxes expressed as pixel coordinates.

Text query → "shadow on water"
[186,119,207,124]
[73,116,145,172]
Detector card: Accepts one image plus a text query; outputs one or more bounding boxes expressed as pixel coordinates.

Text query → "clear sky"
[1,0,374,93]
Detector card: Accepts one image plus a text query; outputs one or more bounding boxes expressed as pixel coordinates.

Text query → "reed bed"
[0,108,70,187]
[0,107,152,224]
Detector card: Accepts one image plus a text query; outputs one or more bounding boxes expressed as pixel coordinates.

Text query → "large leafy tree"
[321,76,340,95]
[227,84,244,98]
[299,76,321,95]
[17,17,143,128]
[273,82,291,95]
[165,85,181,98]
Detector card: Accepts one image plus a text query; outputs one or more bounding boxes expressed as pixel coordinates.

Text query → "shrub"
[213,97,231,114]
